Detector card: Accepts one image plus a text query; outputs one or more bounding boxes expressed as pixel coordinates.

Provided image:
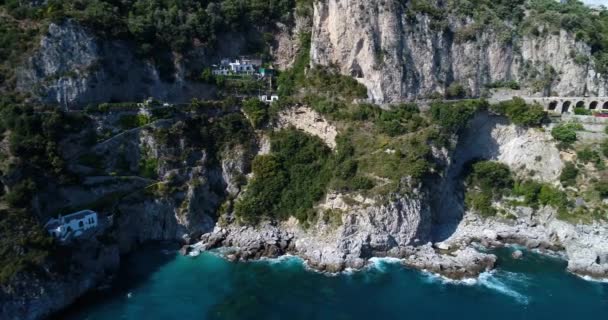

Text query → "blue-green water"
[57,246,608,320]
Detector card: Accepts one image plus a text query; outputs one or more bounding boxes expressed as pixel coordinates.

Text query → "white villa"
[45,210,99,241]
[212,57,263,76]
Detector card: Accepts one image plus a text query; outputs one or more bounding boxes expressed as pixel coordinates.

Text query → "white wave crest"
[420,271,478,286]
[577,274,608,283]
[367,257,403,272]
[478,271,530,305]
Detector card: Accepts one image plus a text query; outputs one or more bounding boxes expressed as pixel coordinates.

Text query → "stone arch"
[576,101,585,109]
[562,101,572,114]
[603,101,608,110]
[548,101,558,111]
[590,101,599,110]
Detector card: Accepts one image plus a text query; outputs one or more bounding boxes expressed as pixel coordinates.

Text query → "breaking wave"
[478,271,530,305]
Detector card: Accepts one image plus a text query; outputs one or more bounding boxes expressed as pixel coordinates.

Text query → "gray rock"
[17,21,223,108]
[311,0,608,103]
[512,250,524,260]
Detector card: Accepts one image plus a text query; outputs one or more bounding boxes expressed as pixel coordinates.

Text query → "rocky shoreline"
[182,207,608,281]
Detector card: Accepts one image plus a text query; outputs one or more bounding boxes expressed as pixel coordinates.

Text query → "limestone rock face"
[311,0,608,103]
[17,21,217,108]
[276,106,338,149]
[432,111,564,240]
[200,187,432,272]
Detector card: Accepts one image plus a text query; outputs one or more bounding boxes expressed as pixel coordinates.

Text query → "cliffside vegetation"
[0,96,260,283]
[465,160,569,218]
[0,102,88,283]
[0,0,310,81]
[2,0,302,51]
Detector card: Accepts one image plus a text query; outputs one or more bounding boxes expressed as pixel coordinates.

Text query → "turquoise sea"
[56,246,608,320]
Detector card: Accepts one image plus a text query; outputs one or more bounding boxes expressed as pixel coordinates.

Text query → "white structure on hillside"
[212,57,263,76]
[259,94,279,104]
[229,59,255,74]
[45,210,98,241]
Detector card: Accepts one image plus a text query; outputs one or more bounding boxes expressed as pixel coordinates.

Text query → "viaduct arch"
[521,97,608,114]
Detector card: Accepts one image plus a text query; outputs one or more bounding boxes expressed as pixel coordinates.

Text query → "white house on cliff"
[45,210,98,241]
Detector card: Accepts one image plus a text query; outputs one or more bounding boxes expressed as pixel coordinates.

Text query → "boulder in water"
[512,250,524,260]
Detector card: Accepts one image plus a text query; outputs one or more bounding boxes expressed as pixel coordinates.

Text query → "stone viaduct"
[521,97,608,114]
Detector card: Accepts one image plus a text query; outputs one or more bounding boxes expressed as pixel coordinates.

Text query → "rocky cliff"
[16,21,225,108]
[0,239,119,320]
[197,107,608,279]
[310,0,608,103]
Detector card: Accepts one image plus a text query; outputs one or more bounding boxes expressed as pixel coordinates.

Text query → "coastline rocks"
[196,222,496,279]
[445,209,608,279]
[403,244,496,279]
[197,223,295,262]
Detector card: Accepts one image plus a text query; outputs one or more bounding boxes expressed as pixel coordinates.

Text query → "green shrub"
[242,98,268,129]
[469,161,514,193]
[485,80,521,90]
[513,180,543,206]
[430,100,486,134]
[235,130,332,223]
[465,160,514,217]
[118,114,150,130]
[560,162,578,187]
[5,179,36,208]
[574,107,592,115]
[601,139,608,157]
[0,209,53,284]
[445,83,467,99]
[374,103,424,136]
[465,190,495,217]
[537,184,568,208]
[491,97,546,127]
[277,32,311,97]
[576,147,600,165]
[551,123,583,146]
[139,157,158,179]
[200,68,215,84]
[513,179,567,210]
[595,181,608,198]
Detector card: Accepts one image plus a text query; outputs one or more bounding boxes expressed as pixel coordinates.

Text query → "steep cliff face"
[311,0,608,103]
[293,187,432,270]
[432,111,564,239]
[17,21,220,108]
[0,240,119,320]
[2,108,257,319]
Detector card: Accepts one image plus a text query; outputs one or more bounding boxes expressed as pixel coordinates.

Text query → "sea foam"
[478,271,530,305]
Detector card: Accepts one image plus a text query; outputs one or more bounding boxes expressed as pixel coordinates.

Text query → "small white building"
[259,95,279,104]
[212,57,263,76]
[229,60,255,74]
[45,210,99,241]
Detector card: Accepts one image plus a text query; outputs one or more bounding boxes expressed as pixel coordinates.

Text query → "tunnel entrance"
[603,101,608,110]
[548,101,558,111]
[575,101,586,109]
[590,101,599,110]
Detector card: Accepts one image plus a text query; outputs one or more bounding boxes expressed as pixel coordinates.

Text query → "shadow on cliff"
[50,242,179,320]
[430,112,509,242]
